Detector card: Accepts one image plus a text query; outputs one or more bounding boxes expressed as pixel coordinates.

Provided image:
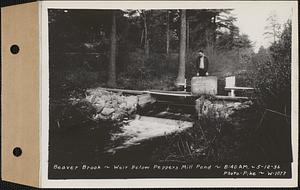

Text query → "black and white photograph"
[45,1,297,183]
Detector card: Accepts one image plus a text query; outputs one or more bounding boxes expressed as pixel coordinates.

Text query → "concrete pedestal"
[191,76,218,96]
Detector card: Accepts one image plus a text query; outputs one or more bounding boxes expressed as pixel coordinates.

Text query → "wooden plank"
[149,89,189,94]
[149,91,192,97]
[225,86,254,90]
[95,88,251,101]
[95,87,147,95]
[156,100,196,107]
[215,95,250,100]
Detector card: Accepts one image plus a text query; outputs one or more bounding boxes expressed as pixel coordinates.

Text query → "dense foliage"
[249,20,291,114]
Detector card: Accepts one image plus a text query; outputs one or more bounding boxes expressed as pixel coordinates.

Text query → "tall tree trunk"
[107,11,117,87]
[143,11,150,59]
[176,9,186,86]
[212,15,217,46]
[186,19,189,53]
[166,10,170,56]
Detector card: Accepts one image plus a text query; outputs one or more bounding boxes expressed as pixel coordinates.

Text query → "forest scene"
[48,8,293,178]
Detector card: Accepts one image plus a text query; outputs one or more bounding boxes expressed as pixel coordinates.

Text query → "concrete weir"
[83,86,252,153]
[191,76,218,95]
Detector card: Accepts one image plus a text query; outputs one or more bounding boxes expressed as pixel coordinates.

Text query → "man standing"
[195,49,209,76]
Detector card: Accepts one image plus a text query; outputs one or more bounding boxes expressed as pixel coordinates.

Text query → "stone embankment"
[78,88,154,122]
[195,95,253,121]
[73,88,252,124]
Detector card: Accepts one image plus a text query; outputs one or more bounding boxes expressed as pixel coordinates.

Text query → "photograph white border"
[40,1,298,188]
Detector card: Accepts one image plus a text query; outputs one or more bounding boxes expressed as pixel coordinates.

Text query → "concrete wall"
[191,76,218,96]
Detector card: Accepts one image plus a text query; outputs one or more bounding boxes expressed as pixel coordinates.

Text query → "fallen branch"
[265,108,291,118]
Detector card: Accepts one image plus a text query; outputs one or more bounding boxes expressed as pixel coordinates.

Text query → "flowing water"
[49,102,196,164]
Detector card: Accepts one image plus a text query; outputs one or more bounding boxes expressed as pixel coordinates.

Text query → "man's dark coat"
[195,55,209,75]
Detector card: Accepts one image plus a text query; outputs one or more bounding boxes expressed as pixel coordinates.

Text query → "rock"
[127,107,136,115]
[119,103,127,109]
[101,107,115,116]
[101,95,111,102]
[137,94,155,108]
[232,102,242,109]
[87,89,102,97]
[93,113,109,121]
[112,100,119,109]
[117,96,125,103]
[106,103,114,108]
[111,110,125,121]
[202,100,213,115]
[81,89,140,122]
[111,94,118,101]
[93,99,106,113]
[195,97,213,117]
[93,96,104,104]
[94,104,105,113]
[125,96,138,109]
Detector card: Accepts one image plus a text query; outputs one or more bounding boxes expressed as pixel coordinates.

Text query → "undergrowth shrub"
[117,50,178,90]
[248,21,291,114]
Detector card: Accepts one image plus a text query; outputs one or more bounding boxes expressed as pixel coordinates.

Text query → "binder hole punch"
[10,44,20,54]
[13,147,22,157]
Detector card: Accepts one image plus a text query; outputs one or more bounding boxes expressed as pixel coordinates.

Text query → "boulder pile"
[195,96,253,121]
[84,89,139,122]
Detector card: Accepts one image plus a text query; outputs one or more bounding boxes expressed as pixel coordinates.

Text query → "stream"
[49,102,196,164]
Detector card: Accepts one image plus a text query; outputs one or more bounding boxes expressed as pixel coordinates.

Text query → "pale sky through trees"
[232,2,293,52]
